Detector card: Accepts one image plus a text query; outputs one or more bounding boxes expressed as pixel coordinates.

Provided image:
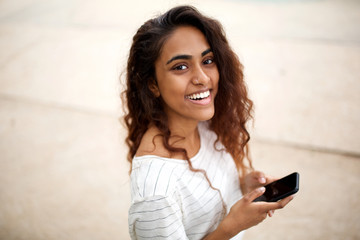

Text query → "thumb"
[243,187,265,203]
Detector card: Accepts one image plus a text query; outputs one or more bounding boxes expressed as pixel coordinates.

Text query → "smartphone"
[253,172,299,202]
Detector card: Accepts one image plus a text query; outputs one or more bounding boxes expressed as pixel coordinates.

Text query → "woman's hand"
[240,170,277,195]
[240,171,282,218]
[204,187,294,240]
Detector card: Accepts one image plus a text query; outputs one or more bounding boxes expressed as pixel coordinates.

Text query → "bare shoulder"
[136,126,171,158]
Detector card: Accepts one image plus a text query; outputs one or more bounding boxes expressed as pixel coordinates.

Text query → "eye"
[172,64,188,71]
[203,58,214,65]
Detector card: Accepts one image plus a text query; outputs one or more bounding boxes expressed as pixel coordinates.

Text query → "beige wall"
[0,0,359,239]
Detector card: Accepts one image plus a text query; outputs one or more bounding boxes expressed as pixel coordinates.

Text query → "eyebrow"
[166,48,212,65]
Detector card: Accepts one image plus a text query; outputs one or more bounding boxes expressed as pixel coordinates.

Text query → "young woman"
[122,5,294,240]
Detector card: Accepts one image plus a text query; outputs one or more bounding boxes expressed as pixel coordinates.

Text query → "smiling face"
[153,26,219,126]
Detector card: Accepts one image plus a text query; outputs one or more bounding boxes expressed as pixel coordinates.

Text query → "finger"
[262,195,294,212]
[278,195,295,207]
[268,210,275,217]
[244,187,265,203]
[252,171,266,184]
[265,175,278,184]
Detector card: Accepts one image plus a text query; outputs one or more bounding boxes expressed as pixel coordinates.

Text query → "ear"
[149,81,160,98]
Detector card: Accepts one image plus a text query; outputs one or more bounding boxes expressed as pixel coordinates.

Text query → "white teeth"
[186,90,210,100]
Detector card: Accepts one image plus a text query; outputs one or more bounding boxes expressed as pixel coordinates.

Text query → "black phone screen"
[253,172,299,202]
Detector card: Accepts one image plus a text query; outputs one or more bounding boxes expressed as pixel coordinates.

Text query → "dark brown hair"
[122,5,253,177]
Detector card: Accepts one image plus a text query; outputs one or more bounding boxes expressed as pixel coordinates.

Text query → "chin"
[196,109,215,121]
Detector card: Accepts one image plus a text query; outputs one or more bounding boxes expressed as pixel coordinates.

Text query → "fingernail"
[259,187,265,192]
[259,177,266,184]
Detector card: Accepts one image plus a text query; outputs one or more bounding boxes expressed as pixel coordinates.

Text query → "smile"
[185,90,210,100]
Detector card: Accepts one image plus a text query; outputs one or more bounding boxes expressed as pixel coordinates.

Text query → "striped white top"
[128,122,244,240]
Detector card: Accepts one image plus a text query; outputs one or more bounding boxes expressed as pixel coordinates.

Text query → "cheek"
[158,77,187,100]
[212,70,220,90]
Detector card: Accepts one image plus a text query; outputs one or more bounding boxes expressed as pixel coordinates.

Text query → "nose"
[191,64,210,85]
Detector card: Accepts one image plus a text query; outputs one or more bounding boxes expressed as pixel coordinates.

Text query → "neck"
[167,119,201,158]
[168,119,198,138]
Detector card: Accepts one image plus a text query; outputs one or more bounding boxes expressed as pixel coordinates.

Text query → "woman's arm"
[129,195,189,240]
[202,187,294,240]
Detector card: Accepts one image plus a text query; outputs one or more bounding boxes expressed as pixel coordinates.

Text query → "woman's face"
[154,26,219,125]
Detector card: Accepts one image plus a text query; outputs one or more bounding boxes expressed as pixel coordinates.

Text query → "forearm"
[202,220,240,240]
[203,186,294,240]
[202,227,230,240]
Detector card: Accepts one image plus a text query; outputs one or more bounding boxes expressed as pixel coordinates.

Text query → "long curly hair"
[122,5,253,177]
